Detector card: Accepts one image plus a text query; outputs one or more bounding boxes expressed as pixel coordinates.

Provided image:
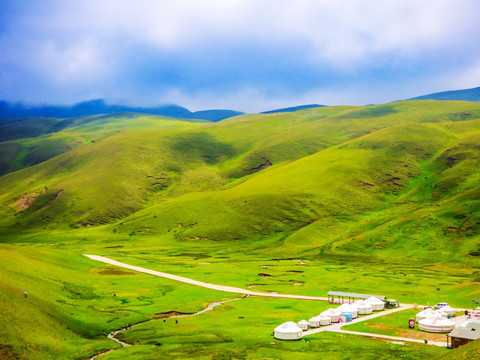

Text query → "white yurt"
[418,315,456,333]
[308,316,321,328]
[365,296,385,311]
[440,305,456,317]
[274,322,303,340]
[297,319,310,331]
[435,309,448,318]
[416,308,436,322]
[354,300,373,315]
[336,303,359,318]
[318,315,332,326]
[320,308,341,323]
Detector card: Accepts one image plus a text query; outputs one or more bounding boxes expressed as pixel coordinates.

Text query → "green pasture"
[110,297,448,360]
[1,101,480,359]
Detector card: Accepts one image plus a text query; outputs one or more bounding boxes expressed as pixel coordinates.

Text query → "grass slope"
[0,113,206,176]
[1,100,480,359]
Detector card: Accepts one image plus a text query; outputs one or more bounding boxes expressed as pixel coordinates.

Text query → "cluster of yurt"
[416,306,457,333]
[418,314,456,333]
[274,322,303,340]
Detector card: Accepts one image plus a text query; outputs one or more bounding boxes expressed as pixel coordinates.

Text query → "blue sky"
[1,0,480,112]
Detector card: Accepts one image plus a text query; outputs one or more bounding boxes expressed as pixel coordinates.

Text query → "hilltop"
[408,86,480,102]
[0,99,244,122]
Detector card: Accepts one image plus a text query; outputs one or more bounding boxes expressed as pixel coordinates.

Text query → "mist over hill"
[0,99,244,122]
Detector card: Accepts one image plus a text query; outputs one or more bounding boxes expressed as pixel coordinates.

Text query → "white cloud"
[1,0,480,107]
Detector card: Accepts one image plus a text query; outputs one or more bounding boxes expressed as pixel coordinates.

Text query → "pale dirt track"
[84,254,329,301]
[85,254,449,347]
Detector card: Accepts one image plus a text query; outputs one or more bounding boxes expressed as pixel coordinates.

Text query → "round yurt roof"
[298,320,309,325]
[440,305,455,312]
[321,308,342,316]
[308,316,321,322]
[354,300,373,309]
[417,308,436,317]
[337,303,357,312]
[275,321,303,333]
[366,296,384,305]
[317,315,331,320]
[418,315,455,326]
[435,309,448,317]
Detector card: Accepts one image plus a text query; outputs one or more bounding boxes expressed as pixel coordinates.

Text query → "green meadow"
[1,101,480,359]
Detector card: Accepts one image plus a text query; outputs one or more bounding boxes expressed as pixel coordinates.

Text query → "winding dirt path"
[84,254,329,301]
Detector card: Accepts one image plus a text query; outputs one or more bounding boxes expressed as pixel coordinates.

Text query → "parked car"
[434,302,448,309]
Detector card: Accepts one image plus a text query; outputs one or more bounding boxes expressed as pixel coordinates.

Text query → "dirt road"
[84,254,329,301]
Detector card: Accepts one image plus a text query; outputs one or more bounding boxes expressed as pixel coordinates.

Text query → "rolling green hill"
[0,113,207,176]
[1,100,480,359]
[1,100,480,261]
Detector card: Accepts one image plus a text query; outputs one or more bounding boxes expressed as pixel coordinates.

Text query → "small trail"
[84,254,329,301]
[87,298,239,360]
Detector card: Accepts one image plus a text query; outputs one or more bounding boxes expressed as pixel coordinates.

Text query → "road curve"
[84,254,329,301]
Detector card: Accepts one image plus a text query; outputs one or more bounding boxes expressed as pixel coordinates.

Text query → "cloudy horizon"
[1,0,480,112]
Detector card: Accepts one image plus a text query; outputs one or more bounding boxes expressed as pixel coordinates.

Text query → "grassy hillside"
[2,101,479,258]
[0,113,206,176]
[1,100,480,359]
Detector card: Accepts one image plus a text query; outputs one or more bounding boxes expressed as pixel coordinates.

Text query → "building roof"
[327,291,385,300]
[449,326,480,340]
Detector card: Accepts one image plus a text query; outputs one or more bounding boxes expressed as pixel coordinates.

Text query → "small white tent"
[418,315,456,333]
[320,308,341,323]
[365,296,385,311]
[354,300,373,315]
[308,316,321,328]
[274,321,303,340]
[435,309,448,318]
[317,315,332,326]
[297,319,310,330]
[336,303,359,318]
[440,305,456,317]
[416,308,436,322]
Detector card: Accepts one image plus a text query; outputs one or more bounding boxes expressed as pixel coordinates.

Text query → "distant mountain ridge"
[408,86,480,102]
[0,99,244,122]
[261,104,325,114]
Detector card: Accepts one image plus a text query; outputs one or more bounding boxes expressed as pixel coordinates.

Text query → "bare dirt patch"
[98,268,137,275]
[155,310,193,318]
[13,187,48,211]
[364,323,447,342]
[258,273,272,278]
[359,181,375,187]
[249,158,272,172]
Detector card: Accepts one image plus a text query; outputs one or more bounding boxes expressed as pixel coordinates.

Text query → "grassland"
[1,100,480,359]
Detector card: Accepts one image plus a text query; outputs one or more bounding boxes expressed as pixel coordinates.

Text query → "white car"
[434,302,448,309]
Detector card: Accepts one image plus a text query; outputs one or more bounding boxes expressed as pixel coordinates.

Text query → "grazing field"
[1,101,480,359]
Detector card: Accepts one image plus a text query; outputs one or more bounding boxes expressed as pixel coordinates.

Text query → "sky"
[1,0,480,113]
